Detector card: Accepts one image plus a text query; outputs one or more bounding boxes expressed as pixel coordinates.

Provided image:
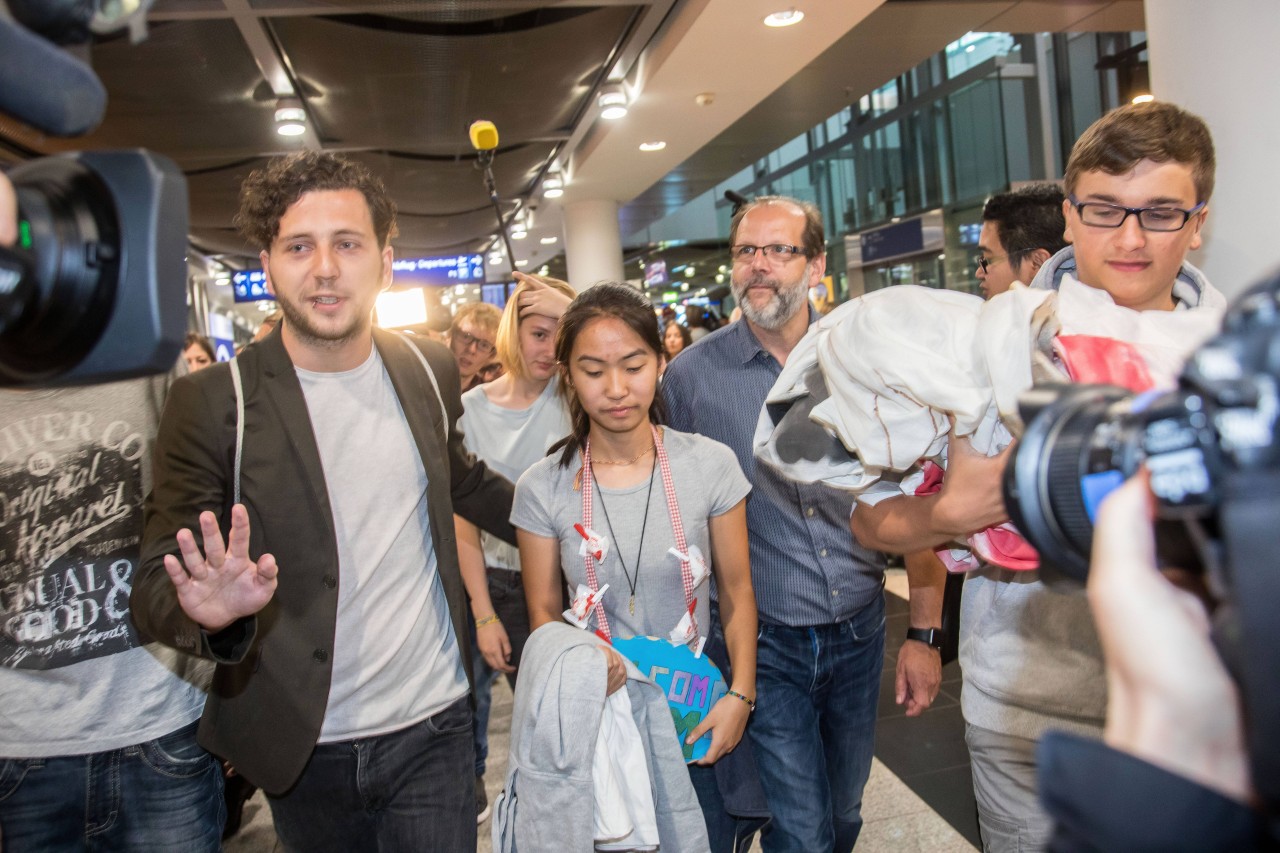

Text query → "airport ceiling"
[0,0,1143,275]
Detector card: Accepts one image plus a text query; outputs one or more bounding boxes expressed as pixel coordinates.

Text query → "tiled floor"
[223,569,980,851]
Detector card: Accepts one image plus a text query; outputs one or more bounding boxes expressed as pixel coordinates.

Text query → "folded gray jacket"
[492,622,710,852]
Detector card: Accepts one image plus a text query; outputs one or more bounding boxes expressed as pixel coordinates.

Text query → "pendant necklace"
[591,455,656,616]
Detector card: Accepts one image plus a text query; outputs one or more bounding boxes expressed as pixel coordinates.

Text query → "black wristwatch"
[905,627,944,650]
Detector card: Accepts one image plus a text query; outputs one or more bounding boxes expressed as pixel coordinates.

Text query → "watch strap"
[905,626,944,649]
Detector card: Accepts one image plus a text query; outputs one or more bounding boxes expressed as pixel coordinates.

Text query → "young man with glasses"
[851,100,1223,852]
[664,196,906,852]
[448,301,501,393]
[975,183,1067,299]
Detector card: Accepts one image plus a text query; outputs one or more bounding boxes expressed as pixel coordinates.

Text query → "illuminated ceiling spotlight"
[1131,93,1155,104]
[543,172,565,199]
[638,140,666,152]
[274,97,307,137]
[512,227,528,239]
[763,8,804,27]
[540,236,558,245]
[597,83,629,120]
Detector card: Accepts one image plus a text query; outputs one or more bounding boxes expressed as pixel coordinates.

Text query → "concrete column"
[1146,0,1280,298]
[562,198,625,290]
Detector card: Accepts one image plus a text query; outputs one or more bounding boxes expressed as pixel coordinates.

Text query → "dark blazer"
[131,325,515,795]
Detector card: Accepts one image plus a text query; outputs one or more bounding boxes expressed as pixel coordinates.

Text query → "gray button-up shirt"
[662,315,886,626]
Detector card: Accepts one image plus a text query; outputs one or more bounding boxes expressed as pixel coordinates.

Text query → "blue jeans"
[268,695,475,852]
[750,593,885,853]
[0,720,224,852]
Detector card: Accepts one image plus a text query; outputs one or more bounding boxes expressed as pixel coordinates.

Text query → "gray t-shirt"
[511,428,749,639]
[460,377,570,571]
[297,347,467,743]
[0,376,211,758]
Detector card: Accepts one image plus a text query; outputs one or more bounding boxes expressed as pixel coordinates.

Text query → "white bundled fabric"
[753,286,1019,493]
[593,687,659,851]
[753,277,1225,496]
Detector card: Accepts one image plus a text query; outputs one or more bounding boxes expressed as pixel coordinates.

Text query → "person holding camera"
[0,174,224,851]
[849,100,1226,851]
[1034,470,1266,851]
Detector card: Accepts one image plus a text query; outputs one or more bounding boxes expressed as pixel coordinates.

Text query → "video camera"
[1004,268,1280,818]
[0,0,187,386]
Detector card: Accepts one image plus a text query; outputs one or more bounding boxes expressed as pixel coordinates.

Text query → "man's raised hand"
[163,504,278,632]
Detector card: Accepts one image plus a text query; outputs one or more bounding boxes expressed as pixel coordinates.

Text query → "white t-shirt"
[459,377,570,571]
[297,347,466,742]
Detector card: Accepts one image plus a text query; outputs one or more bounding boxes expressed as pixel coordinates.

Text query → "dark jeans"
[472,567,531,777]
[0,720,224,852]
[751,593,886,853]
[268,695,475,853]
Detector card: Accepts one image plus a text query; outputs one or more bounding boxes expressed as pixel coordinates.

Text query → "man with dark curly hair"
[131,151,516,850]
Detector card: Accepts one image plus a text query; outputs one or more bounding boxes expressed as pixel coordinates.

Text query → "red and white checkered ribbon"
[579,424,696,642]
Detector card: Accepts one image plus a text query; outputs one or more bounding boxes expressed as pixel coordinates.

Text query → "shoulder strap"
[230,357,245,506]
[399,333,449,440]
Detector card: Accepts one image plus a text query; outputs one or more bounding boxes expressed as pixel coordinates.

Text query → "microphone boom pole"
[469,121,517,275]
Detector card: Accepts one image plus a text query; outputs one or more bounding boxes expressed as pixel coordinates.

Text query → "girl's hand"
[688,692,752,765]
[601,644,628,695]
[515,271,574,320]
[477,620,515,674]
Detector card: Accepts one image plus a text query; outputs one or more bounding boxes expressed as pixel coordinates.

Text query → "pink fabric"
[1053,334,1157,393]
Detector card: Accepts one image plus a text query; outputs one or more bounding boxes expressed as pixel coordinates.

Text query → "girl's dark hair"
[550,283,667,468]
[183,332,215,361]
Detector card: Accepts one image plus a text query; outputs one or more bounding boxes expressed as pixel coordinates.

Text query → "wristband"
[475,613,501,628]
[726,689,756,712]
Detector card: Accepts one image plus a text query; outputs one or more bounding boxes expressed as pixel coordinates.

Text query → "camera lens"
[1004,384,1134,583]
[0,157,121,383]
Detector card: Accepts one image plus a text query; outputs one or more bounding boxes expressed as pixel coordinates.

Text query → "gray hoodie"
[492,622,710,852]
[958,246,1224,741]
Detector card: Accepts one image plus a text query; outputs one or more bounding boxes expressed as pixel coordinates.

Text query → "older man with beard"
[663,196,895,853]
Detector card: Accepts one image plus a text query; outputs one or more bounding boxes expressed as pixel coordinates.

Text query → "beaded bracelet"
[726,689,756,712]
[475,613,502,628]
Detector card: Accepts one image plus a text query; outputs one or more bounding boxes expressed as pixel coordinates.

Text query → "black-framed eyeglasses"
[451,328,495,356]
[973,253,1009,275]
[730,244,809,263]
[1067,195,1206,232]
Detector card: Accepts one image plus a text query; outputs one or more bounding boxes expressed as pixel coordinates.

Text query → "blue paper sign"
[613,635,726,763]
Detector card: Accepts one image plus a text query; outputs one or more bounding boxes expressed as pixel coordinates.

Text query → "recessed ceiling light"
[639,140,666,152]
[763,8,804,28]
[1131,93,1155,104]
[540,236,557,245]
[512,229,528,240]
[488,254,503,265]
[516,259,529,267]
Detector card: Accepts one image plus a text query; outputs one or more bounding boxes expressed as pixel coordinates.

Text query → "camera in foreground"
[0,150,188,386]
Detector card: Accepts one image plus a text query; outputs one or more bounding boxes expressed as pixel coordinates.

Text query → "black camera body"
[0,150,188,385]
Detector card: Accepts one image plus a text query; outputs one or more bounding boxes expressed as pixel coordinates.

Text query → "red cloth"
[1053,334,1156,392]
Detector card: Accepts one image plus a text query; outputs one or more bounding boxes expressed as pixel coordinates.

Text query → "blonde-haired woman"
[454,270,576,820]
